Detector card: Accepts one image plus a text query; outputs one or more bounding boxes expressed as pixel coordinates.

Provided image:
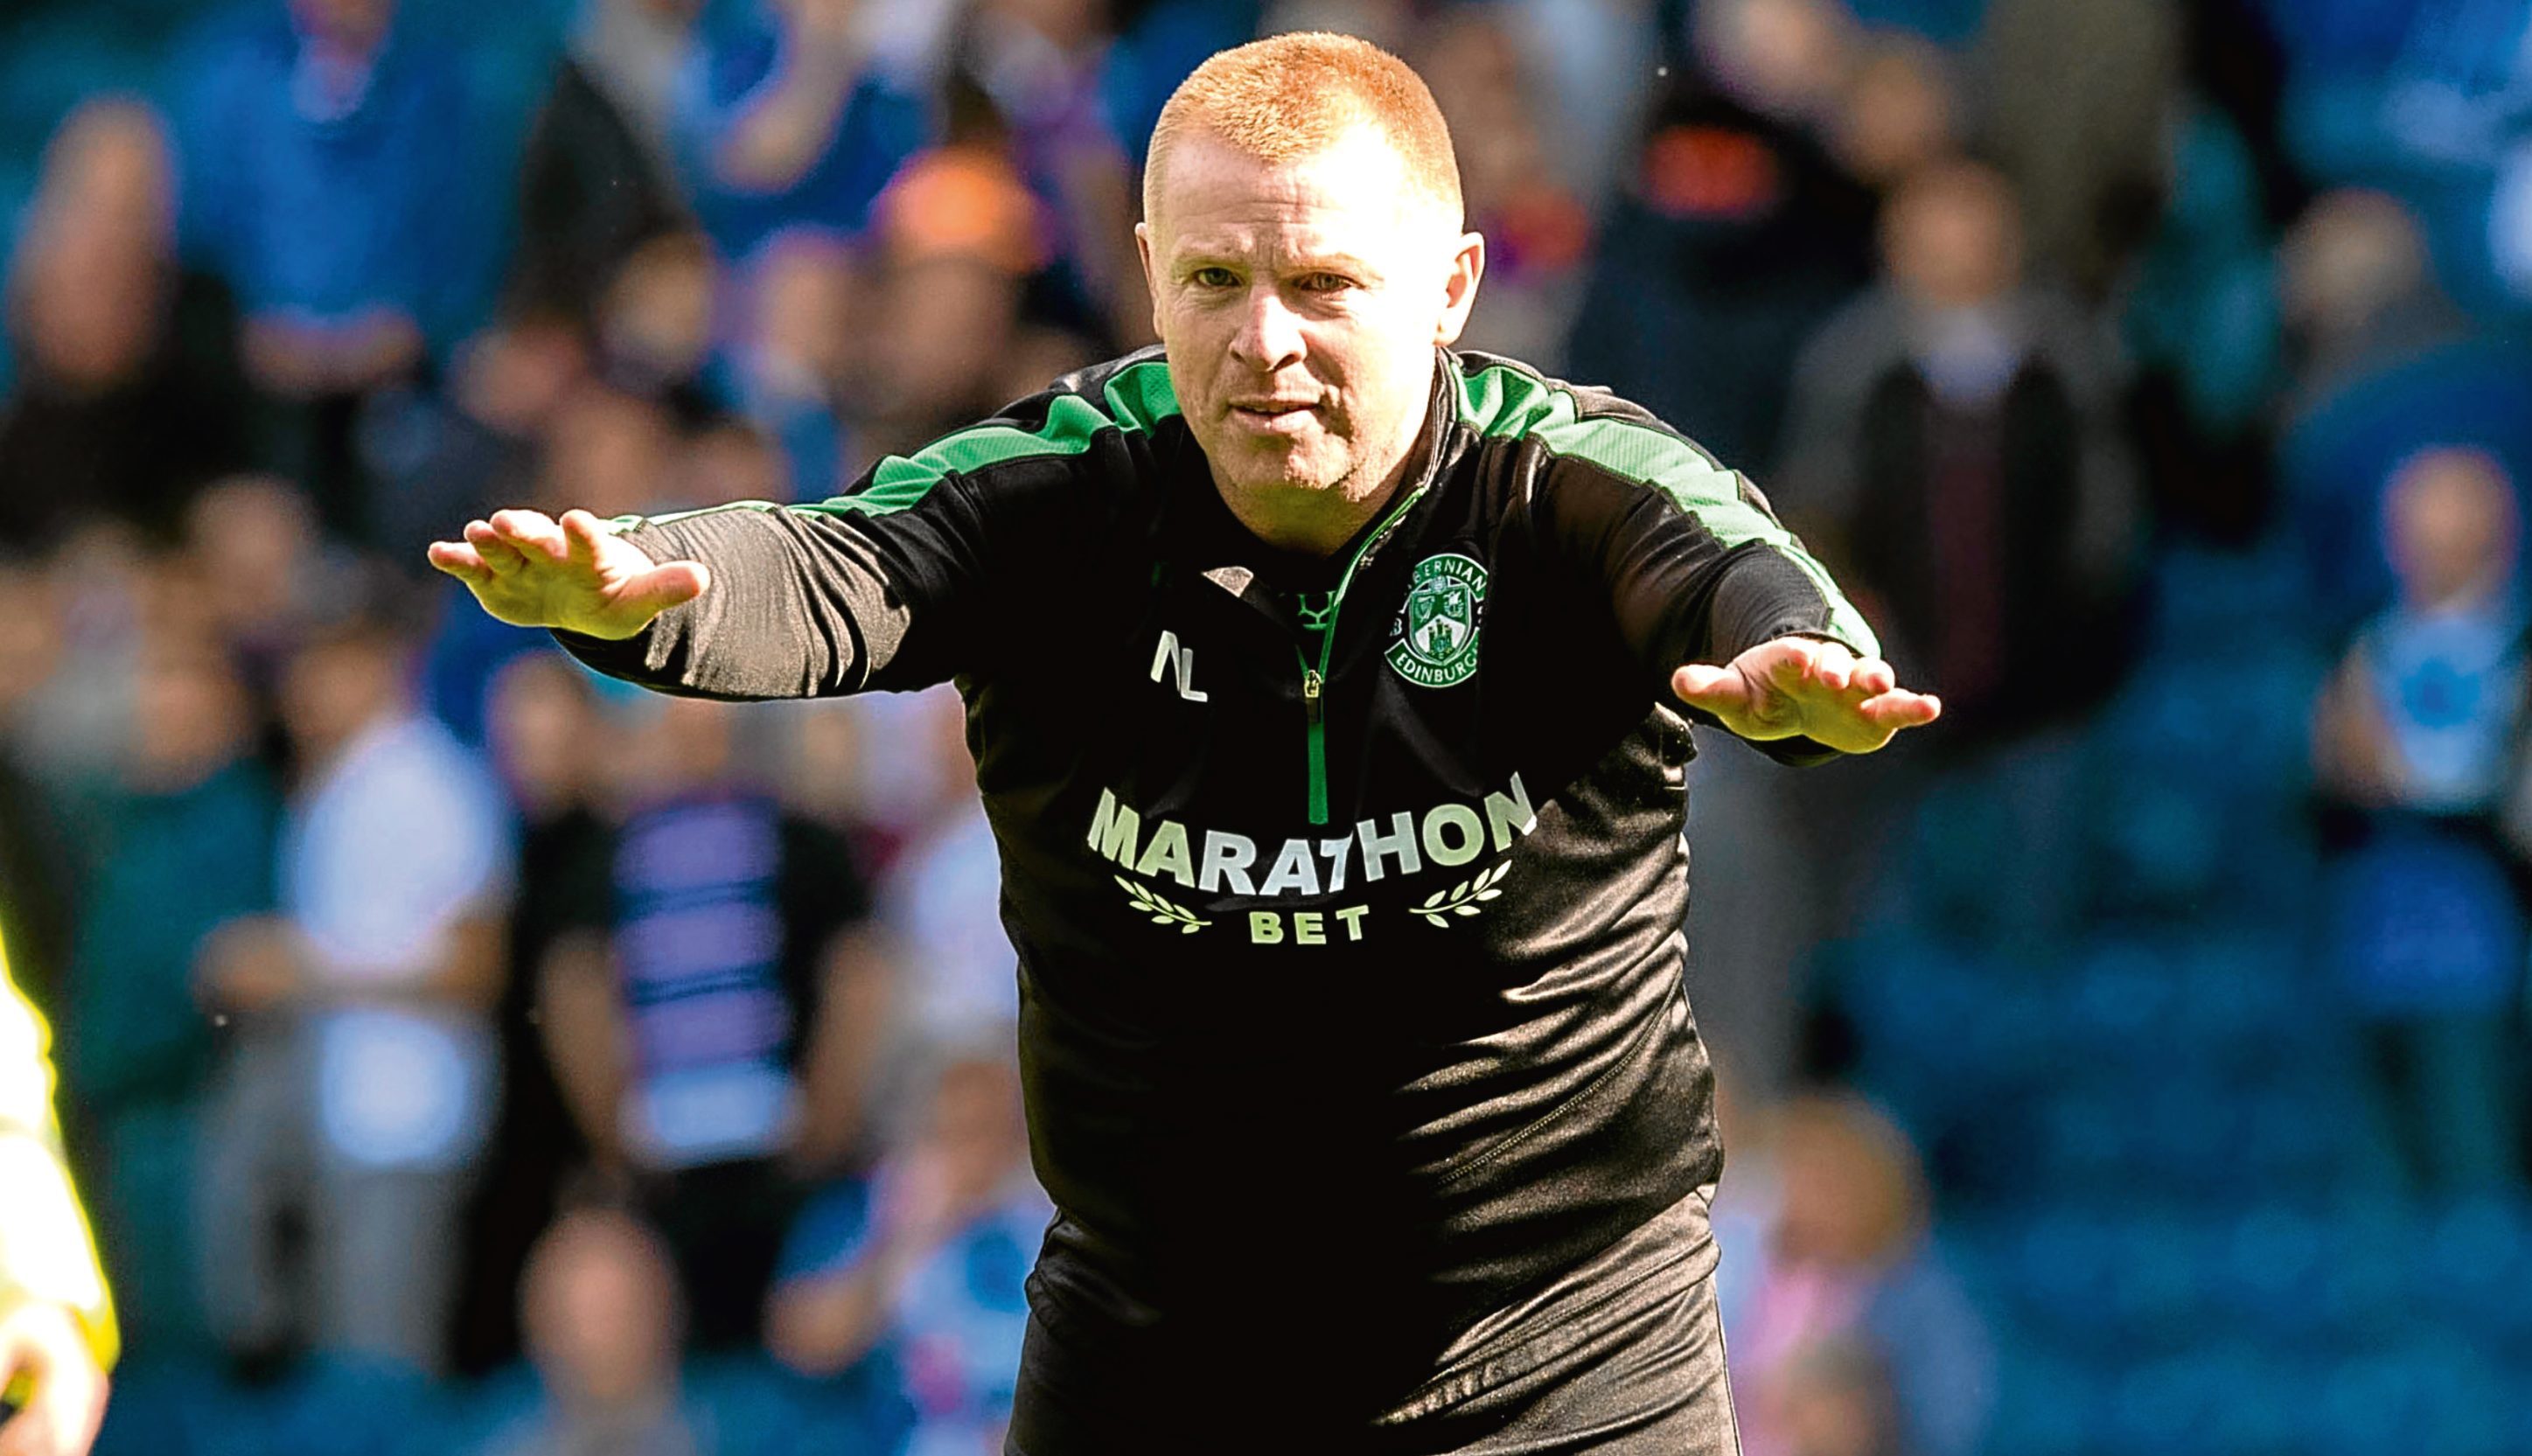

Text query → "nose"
[1228,283,1305,374]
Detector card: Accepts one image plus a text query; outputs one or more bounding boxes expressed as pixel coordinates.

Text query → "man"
[432,32,1938,1453]
[0,925,115,1456]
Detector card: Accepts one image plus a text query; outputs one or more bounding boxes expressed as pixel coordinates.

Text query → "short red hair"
[1144,31,1462,225]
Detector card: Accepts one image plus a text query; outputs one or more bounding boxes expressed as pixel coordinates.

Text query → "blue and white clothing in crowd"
[776,1168,1050,1456]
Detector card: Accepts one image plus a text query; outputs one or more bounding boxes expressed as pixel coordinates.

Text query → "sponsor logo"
[1386,554,1487,688]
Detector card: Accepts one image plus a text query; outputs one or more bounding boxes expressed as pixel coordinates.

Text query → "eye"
[1189,266,1239,289]
[1294,273,1355,293]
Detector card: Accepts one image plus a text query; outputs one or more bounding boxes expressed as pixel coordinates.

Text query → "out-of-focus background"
[0,0,2529,1451]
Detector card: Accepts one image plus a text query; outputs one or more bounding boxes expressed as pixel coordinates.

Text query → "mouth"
[1228,400,1320,432]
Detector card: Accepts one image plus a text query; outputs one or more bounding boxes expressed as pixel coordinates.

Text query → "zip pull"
[1302,669,1324,721]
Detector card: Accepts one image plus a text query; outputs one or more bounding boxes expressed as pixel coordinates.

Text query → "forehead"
[1151,129,1434,261]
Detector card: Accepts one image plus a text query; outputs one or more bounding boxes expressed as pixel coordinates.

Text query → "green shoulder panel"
[625,357,1182,532]
[1451,357,1880,656]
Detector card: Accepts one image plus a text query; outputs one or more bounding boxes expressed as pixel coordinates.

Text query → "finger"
[424,540,492,581]
[1850,657,1897,696]
[1671,663,1749,709]
[489,508,568,564]
[464,520,529,574]
[559,508,614,565]
[1856,689,1943,728]
[1796,638,1854,693]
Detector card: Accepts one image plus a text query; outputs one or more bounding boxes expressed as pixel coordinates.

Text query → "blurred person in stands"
[723,233,857,499]
[1764,1334,1904,1456]
[1412,10,1592,371]
[2317,446,2528,1194]
[768,1050,1044,1456]
[1823,36,1956,200]
[538,695,889,1348]
[175,0,496,538]
[1977,0,2180,299]
[2279,190,2462,417]
[0,921,116,1456]
[59,623,278,1356]
[1565,10,1873,471]
[595,232,723,416]
[450,654,618,1375]
[196,595,513,1376]
[873,688,1016,1069]
[183,477,333,699]
[949,0,1148,347]
[365,315,592,575]
[472,1207,702,1456]
[670,0,931,265]
[1726,1093,1989,1456]
[511,0,700,330]
[1779,158,2138,744]
[849,242,1031,470]
[0,98,245,550]
[1778,159,2138,956]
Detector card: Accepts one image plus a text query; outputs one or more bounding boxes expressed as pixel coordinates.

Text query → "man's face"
[1139,128,1482,520]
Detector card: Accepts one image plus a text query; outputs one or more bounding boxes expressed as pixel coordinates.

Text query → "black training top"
[559,345,1879,1404]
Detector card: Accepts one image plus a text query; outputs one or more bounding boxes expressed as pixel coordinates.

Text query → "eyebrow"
[1171,244,1385,282]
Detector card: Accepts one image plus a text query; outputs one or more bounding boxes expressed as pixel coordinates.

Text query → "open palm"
[1671,637,1941,755]
[426,508,710,640]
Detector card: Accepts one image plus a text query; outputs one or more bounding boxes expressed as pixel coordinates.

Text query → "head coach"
[433,30,1939,1454]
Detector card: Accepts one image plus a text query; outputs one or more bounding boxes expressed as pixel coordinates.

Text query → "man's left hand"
[1671,637,1941,755]
[0,1299,108,1456]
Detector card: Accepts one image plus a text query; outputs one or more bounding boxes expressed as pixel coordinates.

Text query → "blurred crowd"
[3,0,2532,1452]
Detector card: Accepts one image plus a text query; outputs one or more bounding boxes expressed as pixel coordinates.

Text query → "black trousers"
[1006,1190,1744,1455]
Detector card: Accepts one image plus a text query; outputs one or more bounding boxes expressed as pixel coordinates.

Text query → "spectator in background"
[723,231,857,498]
[596,231,723,416]
[175,0,497,540]
[539,696,889,1348]
[0,98,246,549]
[870,688,1015,1076]
[671,0,932,264]
[2278,189,2461,417]
[1765,1334,1905,1456]
[1563,46,1872,470]
[510,0,699,330]
[2317,445,2529,1194]
[1726,1093,1991,1456]
[473,1207,705,1456]
[1977,0,2180,298]
[61,625,278,1357]
[1780,157,2138,746]
[450,654,617,1376]
[2270,189,2532,630]
[364,314,592,579]
[952,0,1148,347]
[1414,10,1592,370]
[768,1050,1043,1456]
[197,597,513,1376]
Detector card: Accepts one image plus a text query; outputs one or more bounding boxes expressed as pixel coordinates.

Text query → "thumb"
[1671,663,1747,707]
[617,561,711,621]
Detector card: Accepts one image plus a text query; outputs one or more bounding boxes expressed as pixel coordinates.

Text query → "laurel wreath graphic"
[1414,861,1510,928]
[1114,875,1211,933]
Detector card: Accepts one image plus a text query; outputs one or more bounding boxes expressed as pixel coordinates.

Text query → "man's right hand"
[426,509,710,640]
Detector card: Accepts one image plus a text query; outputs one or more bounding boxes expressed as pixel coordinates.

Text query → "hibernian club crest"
[1386,553,1488,688]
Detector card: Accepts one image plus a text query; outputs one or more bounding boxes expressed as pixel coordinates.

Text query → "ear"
[1433,230,1486,347]
[1134,221,1164,340]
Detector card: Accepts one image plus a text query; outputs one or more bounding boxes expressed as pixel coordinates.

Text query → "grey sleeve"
[555,487,994,700]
